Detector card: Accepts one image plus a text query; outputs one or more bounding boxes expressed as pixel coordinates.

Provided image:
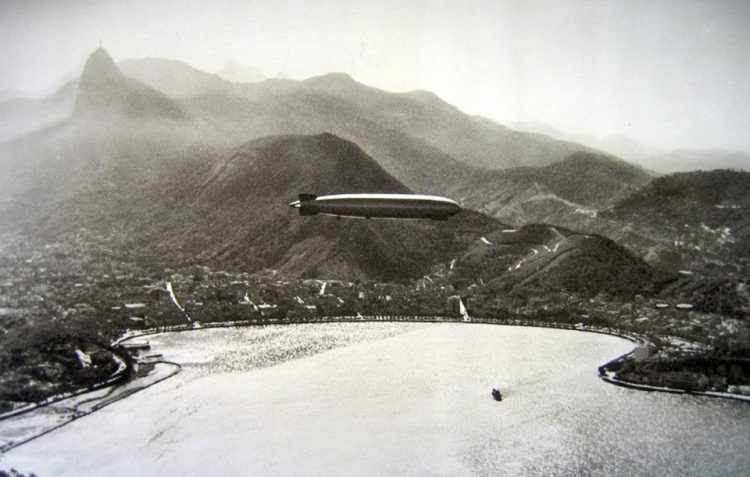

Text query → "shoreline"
[2,315,746,454]
[0,351,129,422]
[118,314,750,403]
[6,322,749,477]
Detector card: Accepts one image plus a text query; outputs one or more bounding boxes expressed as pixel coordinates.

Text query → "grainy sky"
[2,0,749,152]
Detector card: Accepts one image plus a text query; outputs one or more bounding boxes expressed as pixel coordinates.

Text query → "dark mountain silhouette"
[5,97,664,288]
[148,133,500,280]
[20,127,661,289]
[112,55,651,228]
[446,151,652,227]
[452,224,667,297]
[601,170,750,274]
[611,170,750,218]
[0,49,671,288]
[195,133,410,205]
[9,131,499,281]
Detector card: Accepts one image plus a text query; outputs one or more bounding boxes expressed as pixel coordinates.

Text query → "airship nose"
[289,200,301,208]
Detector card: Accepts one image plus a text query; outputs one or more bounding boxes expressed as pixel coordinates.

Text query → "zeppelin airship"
[288,193,461,220]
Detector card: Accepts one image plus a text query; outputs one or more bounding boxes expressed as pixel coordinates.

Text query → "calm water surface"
[4,323,749,476]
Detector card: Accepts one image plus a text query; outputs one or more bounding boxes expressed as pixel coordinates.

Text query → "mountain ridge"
[596,169,750,274]
[1,48,694,286]
[117,55,600,170]
[75,48,186,119]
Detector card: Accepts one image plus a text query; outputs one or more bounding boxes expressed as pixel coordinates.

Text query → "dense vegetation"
[0,319,118,412]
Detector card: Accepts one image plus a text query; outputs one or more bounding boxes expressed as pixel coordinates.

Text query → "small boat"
[491,388,503,401]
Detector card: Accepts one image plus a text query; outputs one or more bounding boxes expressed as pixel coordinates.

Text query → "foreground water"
[3,323,749,476]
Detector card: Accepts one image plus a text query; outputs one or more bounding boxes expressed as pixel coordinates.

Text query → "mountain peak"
[74,48,127,116]
[198,133,409,205]
[303,72,360,89]
[188,133,498,280]
[74,48,185,119]
[80,48,122,84]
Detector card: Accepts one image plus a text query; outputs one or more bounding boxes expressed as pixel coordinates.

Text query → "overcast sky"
[2,0,749,152]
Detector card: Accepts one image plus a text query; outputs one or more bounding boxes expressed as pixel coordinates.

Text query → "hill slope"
[601,169,750,274]
[451,224,667,298]
[148,133,501,280]
[119,57,599,171]
[302,73,596,169]
[119,57,232,99]
[75,48,186,120]
[0,49,668,287]
[447,151,653,227]
[116,57,651,223]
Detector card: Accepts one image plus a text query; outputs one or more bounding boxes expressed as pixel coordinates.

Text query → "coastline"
[5,323,749,477]
[3,314,747,454]
[113,314,750,404]
[0,351,129,422]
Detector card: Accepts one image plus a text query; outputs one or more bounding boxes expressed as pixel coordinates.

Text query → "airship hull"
[290,193,460,220]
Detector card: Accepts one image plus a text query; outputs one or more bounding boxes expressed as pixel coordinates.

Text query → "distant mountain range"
[117,55,598,171]
[510,121,749,173]
[645,149,749,174]
[119,57,230,99]
[114,52,656,226]
[4,48,750,419]
[445,151,652,227]
[161,133,502,280]
[509,122,662,165]
[1,47,745,286]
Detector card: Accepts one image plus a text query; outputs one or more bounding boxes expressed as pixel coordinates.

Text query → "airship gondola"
[288,193,461,220]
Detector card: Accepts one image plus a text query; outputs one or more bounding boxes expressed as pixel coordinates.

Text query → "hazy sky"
[2,0,749,152]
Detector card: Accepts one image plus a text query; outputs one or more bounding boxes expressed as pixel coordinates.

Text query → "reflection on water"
[5,323,750,476]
